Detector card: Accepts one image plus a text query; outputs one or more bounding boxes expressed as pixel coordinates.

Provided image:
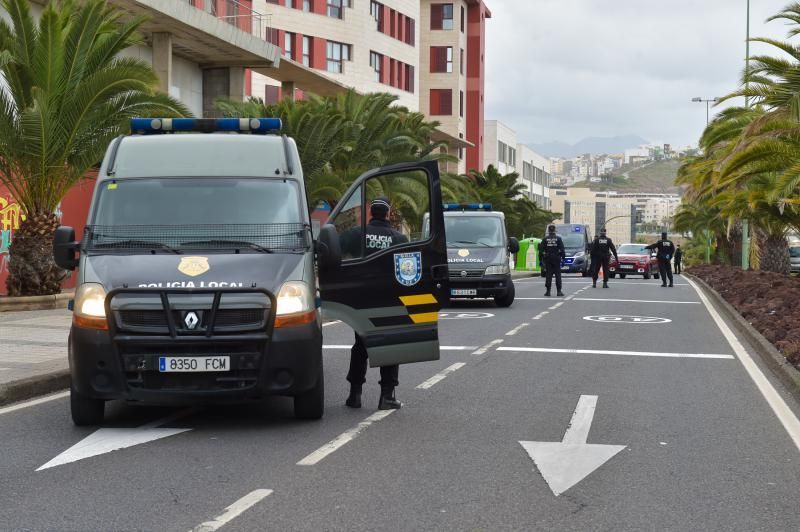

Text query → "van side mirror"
[316,224,342,270]
[53,226,79,270]
[508,237,520,254]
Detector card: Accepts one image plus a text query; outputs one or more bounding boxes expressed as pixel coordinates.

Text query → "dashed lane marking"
[192,489,274,532]
[0,391,70,416]
[574,298,700,305]
[532,311,549,320]
[548,302,565,310]
[497,346,734,359]
[505,323,530,336]
[297,410,396,466]
[472,339,504,355]
[416,363,467,389]
[687,277,800,451]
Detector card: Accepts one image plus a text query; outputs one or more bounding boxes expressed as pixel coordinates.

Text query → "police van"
[541,223,592,277]
[53,118,449,425]
[424,204,519,307]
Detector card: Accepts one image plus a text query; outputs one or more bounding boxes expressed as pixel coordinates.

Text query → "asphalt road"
[1,275,800,531]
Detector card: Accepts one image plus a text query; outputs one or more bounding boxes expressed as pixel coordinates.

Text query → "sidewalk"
[0,309,71,405]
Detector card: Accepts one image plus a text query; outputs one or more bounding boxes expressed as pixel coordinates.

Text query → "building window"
[302,36,311,67]
[326,40,350,73]
[509,147,517,167]
[406,17,415,45]
[370,1,383,30]
[327,0,344,18]
[430,46,453,73]
[498,141,507,164]
[431,3,454,30]
[405,64,414,93]
[370,51,382,82]
[460,48,464,75]
[285,0,294,8]
[430,89,453,115]
[459,90,464,117]
[284,32,294,60]
[303,0,310,12]
[458,133,464,160]
[461,5,465,32]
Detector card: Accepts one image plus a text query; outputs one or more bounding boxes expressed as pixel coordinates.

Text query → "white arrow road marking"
[36,408,197,471]
[191,489,273,532]
[520,395,626,496]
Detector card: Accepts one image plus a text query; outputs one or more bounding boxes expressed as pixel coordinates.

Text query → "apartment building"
[549,188,638,244]
[483,120,553,209]
[250,0,491,174]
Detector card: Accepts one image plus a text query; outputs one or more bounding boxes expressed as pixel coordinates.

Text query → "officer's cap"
[600,227,607,235]
[661,232,668,239]
[547,224,556,233]
[371,196,391,217]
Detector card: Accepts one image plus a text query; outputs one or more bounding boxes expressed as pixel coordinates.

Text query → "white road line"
[506,323,530,336]
[532,311,549,320]
[297,410,396,466]
[565,295,575,300]
[562,395,598,444]
[498,346,734,360]
[322,320,342,327]
[472,339,504,355]
[0,391,69,416]
[687,277,800,452]
[574,298,700,304]
[323,345,476,351]
[416,363,467,389]
[191,489,273,532]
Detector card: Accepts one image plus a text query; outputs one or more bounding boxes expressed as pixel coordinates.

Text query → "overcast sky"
[484,0,793,147]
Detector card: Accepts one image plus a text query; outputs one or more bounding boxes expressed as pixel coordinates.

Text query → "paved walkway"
[0,309,70,387]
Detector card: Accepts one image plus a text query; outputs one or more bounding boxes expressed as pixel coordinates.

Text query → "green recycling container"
[515,238,541,272]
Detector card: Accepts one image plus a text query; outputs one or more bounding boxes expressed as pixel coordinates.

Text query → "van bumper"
[68,318,323,405]
[448,273,511,298]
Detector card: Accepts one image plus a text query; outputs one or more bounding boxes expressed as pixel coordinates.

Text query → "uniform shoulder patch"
[394,252,422,287]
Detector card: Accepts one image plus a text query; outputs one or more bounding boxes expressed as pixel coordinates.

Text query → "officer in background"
[539,224,566,297]
[342,197,408,410]
[590,228,619,289]
[646,232,675,287]
[674,245,683,274]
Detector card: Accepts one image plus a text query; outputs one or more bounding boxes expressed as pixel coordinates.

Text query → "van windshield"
[445,216,505,247]
[88,178,307,252]
[559,234,585,248]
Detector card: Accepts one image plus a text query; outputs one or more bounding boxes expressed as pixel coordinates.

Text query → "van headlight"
[275,281,317,328]
[73,283,109,330]
[573,251,585,258]
[485,264,510,275]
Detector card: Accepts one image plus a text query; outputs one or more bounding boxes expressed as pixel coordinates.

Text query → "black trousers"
[544,258,562,291]
[658,259,674,285]
[674,260,682,274]
[347,334,399,391]
[591,256,610,283]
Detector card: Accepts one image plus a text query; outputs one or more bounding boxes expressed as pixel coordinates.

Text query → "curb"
[687,274,800,394]
[0,370,71,408]
[0,292,73,313]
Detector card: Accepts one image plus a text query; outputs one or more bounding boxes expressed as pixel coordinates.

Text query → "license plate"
[451,289,477,296]
[621,264,634,269]
[158,356,230,373]
[561,266,570,271]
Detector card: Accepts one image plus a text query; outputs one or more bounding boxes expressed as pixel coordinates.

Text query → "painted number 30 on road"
[583,315,672,324]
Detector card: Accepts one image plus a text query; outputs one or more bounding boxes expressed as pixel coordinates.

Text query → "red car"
[609,243,660,280]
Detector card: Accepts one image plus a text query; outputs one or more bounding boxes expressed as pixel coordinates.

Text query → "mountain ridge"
[530,135,650,158]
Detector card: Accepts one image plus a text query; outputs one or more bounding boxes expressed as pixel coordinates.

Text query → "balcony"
[108,0,281,68]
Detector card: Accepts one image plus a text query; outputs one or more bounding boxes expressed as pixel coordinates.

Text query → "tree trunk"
[728,222,742,267]
[6,211,65,296]
[757,228,790,274]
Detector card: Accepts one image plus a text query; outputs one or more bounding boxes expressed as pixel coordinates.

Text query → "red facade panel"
[311,37,326,70]
[465,2,488,173]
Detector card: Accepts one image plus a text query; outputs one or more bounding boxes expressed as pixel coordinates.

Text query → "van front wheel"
[294,373,324,420]
[70,388,105,426]
[495,282,515,307]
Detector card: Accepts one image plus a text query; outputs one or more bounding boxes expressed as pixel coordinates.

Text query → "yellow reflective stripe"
[409,312,439,324]
[399,294,437,306]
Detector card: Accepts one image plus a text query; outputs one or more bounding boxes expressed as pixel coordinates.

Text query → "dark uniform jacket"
[674,248,683,261]
[590,236,618,261]
[539,234,566,264]
[341,218,408,258]
[646,239,676,261]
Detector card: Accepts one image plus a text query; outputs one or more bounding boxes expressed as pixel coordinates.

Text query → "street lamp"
[691,97,719,126]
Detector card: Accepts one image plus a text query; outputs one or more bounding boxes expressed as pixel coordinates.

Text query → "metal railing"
[181,0,278,45]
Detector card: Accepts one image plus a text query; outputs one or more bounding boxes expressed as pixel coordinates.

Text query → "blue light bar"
[443,203,493,211]
[130,118,282,134]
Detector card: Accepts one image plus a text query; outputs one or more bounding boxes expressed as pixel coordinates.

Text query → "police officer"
[590,228,618,289]
[646,232,675,287]
[539,224,566,297]
[343,197,408,410]
[674,245,683,274]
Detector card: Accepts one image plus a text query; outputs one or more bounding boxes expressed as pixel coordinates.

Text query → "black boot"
[378,388,402,410]
[544,289,551,297]
[557,290,565,297]
[345,385,362,409]
[592,280,597,288]
[603,282,608,288]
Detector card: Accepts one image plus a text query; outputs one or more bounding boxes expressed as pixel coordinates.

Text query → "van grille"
[118,309,266,330]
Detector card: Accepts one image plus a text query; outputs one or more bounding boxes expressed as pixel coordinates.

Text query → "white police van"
[54,118,450,425]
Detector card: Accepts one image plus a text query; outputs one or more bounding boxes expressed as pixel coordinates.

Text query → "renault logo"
[460,270,468,278]
[184,311,200,330]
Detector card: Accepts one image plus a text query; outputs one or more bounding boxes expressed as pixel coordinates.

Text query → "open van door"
[317,160,449,367]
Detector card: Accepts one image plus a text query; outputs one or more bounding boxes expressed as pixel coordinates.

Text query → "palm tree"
[0,0,189,296]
